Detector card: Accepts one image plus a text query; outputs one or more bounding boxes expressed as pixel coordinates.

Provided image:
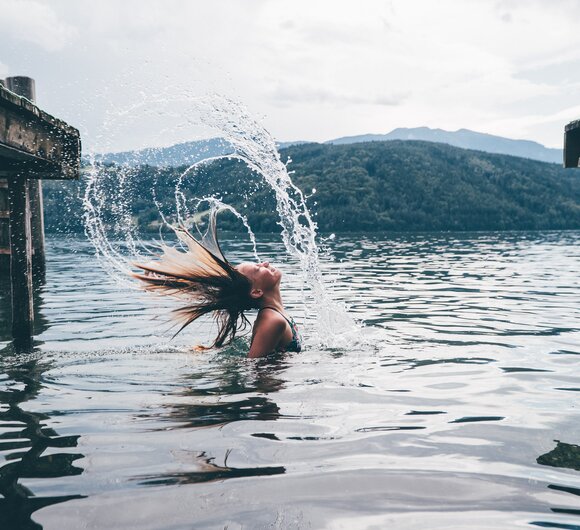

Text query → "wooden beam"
[8,174,33,348]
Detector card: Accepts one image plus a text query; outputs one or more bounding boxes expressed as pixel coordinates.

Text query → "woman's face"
[236,261,282,294]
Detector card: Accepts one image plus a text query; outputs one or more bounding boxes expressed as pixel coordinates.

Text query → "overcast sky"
[1,0,579,153]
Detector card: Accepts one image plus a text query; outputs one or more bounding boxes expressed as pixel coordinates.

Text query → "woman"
[131,217,301,358]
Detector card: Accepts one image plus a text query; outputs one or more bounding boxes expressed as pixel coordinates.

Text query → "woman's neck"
[259,290,284,313]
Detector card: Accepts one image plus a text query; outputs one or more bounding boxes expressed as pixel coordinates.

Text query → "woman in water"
[131,217,301,358]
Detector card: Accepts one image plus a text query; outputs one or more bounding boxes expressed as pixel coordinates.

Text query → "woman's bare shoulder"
[249,310,287,358]
[254,311,287,337]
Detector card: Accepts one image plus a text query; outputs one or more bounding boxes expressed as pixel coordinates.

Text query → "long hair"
[132,216,257,348]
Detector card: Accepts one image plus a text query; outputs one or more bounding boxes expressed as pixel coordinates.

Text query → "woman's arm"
[248,313,286,358]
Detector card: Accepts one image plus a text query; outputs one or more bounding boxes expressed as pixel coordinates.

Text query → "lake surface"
[1,231,579,529]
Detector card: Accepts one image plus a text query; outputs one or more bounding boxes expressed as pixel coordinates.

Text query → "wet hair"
[131,219,258,348]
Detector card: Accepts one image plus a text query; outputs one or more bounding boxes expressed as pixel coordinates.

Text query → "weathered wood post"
[0,77,80,349]
[7,172,33,343]
[564,119,580,168]
[0,79,8,273]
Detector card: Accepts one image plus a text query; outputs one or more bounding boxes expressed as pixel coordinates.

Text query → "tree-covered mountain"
[44,140,580,235]
[327,127,562,164]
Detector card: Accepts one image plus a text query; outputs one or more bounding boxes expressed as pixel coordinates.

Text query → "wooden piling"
[7,174,33,347]
[564,119,580,168]
[5,76,35,102]
[0,79,8,271]
[0,179,7,253]
[29,179,45,276]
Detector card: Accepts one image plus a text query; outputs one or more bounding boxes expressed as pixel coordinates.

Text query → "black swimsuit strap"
[259,306,289,322]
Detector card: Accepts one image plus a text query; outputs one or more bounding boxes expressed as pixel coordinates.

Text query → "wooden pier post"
[7,174,33,346]
[0,76,80,349]
[0,79,8,272]
[564,119,580,168]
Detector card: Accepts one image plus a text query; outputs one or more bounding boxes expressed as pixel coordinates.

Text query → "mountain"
[277,140,310,149]
[92,139,309,167]
[44,140,580,234]
[326,127,562,164]
[91,128,562,167]
[92,138,233,167]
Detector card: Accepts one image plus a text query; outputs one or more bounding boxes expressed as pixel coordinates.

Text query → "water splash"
[83,93,357,347]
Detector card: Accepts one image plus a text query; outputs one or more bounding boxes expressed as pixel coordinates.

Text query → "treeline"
[43,140,580,234]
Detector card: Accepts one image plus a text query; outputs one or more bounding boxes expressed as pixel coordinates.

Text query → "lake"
[1,231,579,529]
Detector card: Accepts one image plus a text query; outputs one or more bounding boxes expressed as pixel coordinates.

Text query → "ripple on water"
[0,231,579,529]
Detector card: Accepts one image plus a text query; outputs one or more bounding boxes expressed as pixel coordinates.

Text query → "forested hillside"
[43,140,580,234]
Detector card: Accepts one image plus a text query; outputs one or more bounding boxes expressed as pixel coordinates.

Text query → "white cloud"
[0,0,578,150]
[267,82,407,108]
[0,0,77,51]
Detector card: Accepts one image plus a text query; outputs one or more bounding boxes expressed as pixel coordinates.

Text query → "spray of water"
[83,93,357,347]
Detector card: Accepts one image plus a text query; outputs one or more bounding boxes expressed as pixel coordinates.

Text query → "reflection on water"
[538,441,580,472]
[152,355,287,429]
[135,450,286,487]
[0,231,579,529]
[0,357,85,530]
[0,275,50,348]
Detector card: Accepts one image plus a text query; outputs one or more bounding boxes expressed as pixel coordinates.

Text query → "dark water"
[0,231,579,529]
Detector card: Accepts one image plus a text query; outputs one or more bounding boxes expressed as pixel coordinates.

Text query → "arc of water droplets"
[196,97,321,280]
[190,96,356,344]
[83,93,358,346]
